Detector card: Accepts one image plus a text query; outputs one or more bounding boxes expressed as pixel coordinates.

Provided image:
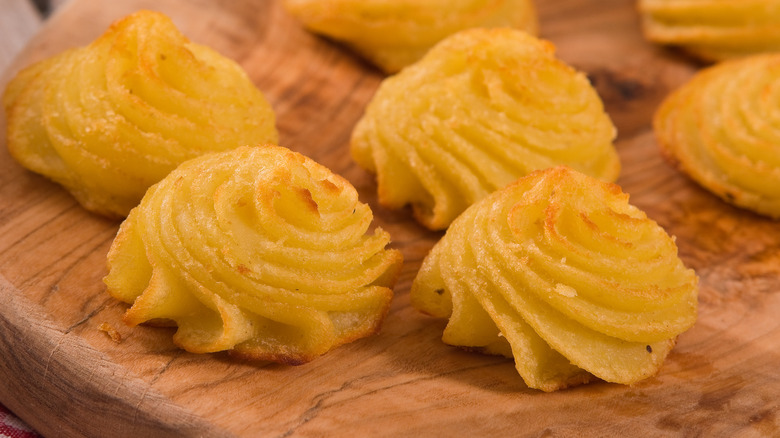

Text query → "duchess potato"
[4,10,278,218]
[411,167,698,391]
[351,28,620,230]
[105,145,403,364]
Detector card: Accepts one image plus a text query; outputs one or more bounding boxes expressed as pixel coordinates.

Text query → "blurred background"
[30,0,68,16]
[1,0,65,72]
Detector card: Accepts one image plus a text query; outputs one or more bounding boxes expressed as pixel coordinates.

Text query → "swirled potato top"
[3,10,278,218]
[654,53,780,218]
[411,166,698,391]
[352,28,619,230]
[283,0,538,73]
[639,0,780,61]
[104,145,403,364]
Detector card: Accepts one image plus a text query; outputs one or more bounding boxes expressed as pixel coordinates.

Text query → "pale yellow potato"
[104,145,403,364]
[352,28,619,230]
[654,54,780,218]
[638,0,780,61]
[283,0,538,73]
[411,166,698,391]
[3,10,278,218]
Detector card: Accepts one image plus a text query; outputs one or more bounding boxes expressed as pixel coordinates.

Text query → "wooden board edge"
[0,274,233,438]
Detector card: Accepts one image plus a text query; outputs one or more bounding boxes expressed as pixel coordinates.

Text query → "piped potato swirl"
[3,10,278,218]
[654,53,780,218]
[412,167,698,391]
[352,28,619,230]
[104,145,403,364]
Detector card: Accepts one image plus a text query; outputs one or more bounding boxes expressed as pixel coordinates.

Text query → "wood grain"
[1,0,778,436]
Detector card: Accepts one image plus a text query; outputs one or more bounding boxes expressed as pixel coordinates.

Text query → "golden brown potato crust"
[654,53,780,218]
[104,145,403,364]
[3,10,278,218]
[411,166,698,391]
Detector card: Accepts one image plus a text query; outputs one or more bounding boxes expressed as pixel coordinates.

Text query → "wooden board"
[1,0,778,436]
